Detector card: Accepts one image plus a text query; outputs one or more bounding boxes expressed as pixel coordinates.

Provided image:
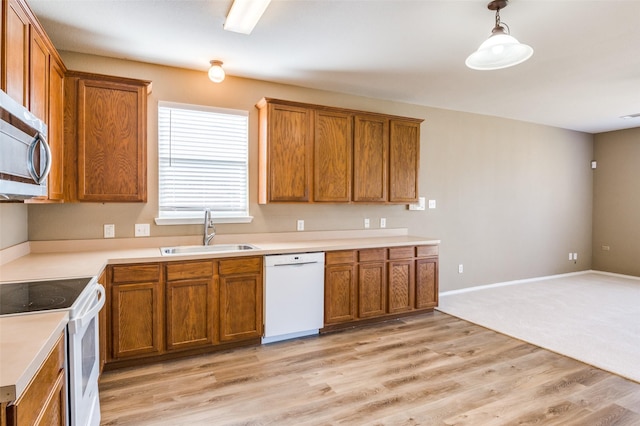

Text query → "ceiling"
[29,0,640,134]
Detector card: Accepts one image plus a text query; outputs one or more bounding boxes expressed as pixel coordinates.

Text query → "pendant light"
[466,0,533,70]
[208,60,225,83]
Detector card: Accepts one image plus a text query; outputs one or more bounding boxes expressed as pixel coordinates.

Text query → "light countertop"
[0,229,440,283]
[0,311,69,403]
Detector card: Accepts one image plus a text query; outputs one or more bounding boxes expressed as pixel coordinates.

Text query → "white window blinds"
[158,102,249,220]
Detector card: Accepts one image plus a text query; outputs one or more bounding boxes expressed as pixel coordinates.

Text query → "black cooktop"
[0,277,93,315]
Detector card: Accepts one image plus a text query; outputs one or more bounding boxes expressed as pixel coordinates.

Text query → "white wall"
[19,52,595,291]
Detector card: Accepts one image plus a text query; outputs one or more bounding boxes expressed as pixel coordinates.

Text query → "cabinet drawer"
[112,264,161,283]
[416,245,439,257]
[7,333,65,426]
[388,246,415,260]
[358,248,386,262]
[166,260,215,281]
[219,257,262,275]
[326,250,356,265]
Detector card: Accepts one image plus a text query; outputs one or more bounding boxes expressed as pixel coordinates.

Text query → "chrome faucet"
[203,208,216,246]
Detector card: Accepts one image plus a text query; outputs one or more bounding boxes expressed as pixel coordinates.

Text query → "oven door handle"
[68,284,106,335]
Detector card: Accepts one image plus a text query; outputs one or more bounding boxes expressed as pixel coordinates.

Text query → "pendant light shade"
[466,0,533,70]
[208,60,225,83]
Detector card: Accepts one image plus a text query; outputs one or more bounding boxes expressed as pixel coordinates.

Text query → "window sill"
[155,216,254,226]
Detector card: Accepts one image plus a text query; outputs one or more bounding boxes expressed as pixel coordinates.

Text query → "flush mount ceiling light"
[224,0,272,35]
[208,60,225,83]
[466,0,533,70]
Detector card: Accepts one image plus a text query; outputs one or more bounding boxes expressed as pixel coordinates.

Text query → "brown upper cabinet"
[46,56,65,201]
[314,109,353,202]
[389,120,420,202]
[353,115,389,202]
[256,98,423,204]
[64,71,151,202]
[2,0,30,106]
[2,0,68,202]
[257,100,313,203]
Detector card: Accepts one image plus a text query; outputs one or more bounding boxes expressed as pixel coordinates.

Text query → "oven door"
[67,284,105,426]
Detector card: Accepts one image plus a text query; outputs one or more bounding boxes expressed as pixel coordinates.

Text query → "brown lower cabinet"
[109,263,163,360]
[166,260,217,351]
[323,245,438,330]
[5,332,66,426]
[357,249,387,318]
[219,257,263,342]
[104,257,263,367]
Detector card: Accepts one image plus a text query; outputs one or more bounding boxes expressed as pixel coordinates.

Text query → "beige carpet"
[437,271,640,383]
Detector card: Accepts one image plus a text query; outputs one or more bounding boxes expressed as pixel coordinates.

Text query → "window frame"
[154,101,252,226]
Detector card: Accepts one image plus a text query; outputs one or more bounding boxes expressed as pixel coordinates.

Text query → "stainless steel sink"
[160,244,259,256]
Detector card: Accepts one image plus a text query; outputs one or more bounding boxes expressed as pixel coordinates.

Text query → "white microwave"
[0,89,51,201]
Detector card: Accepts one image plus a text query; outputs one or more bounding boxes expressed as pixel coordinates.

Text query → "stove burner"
[0,277,93,315]
[28,295,68,310]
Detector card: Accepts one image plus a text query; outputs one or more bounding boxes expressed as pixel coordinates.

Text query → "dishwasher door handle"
[272,261,320,267]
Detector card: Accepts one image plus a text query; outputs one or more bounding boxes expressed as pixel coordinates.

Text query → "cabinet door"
[415,257,438,309]
[219,273,262,342]
[46,56,65,201]
[76,78,147,202]
[166,278,216,350]
[314,110,352,202]
[358,261,387,318]
[353,115,388,202]
[388,259,415,313]
[3,0,29,105]
[324,263,357,324]
[263,103,312,202]
[36,372,65,426]
[389,119,420,203]
[111,282,163,359]
[28,27,48,122]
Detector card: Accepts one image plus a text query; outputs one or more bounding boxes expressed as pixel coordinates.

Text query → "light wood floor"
[99,311,640,425]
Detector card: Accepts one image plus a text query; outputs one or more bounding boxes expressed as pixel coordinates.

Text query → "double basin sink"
[161,244,259,256]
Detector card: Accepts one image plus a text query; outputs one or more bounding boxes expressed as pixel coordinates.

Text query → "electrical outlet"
[602,245,610,251]
[297,219,304,231]
[104,224,115,239]
[458,264,464,274]
[380,218,386,228]
[364,218,370,229]
[135,223,150,237]
[573,252,578,261]
[428,199,436,209]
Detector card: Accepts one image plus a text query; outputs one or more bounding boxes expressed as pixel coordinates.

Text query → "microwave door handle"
[28,133,52,184]
[68,285,106,335]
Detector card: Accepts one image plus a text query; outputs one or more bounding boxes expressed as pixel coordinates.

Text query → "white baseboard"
[440,269,640,297]
[590,269,640,281]
[440,270,593,297]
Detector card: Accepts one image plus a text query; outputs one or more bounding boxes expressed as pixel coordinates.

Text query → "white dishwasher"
[262,252,325,344]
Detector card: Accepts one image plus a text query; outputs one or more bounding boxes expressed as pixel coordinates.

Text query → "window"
[156,102,250,224]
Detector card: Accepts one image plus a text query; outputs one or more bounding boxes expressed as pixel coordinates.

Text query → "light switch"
[409,197,426,211]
